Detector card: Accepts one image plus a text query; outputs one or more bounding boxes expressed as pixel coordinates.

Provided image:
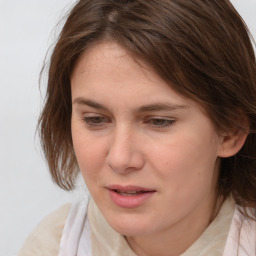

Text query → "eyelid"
[80,112,176,129]
[81,113,111,127]
[145,116,176,128]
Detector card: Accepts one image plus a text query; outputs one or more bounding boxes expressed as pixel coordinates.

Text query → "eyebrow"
[73,97,109,111]
[137,103,187,113]
[73,97,188,112]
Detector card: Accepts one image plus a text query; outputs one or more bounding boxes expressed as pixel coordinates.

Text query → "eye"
[147,118,175,128]
[82,115,110,127]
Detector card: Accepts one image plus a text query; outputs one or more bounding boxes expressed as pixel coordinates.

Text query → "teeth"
[116,190,144,196]
[117,190,138,194]
[119,192,138,196]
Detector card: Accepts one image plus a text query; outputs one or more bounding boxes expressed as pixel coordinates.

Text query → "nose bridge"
[106,123,143,173]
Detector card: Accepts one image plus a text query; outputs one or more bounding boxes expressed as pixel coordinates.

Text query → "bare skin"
[71,41,247,256]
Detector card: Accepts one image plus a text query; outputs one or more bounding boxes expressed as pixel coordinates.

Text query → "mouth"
[114,190,149,196]
[107,185,156,208]
[107,185,155,195]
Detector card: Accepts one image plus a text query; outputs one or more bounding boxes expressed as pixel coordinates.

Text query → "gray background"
[0,0,255,255]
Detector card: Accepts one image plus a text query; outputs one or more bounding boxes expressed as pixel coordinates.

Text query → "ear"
[217,123,249,158]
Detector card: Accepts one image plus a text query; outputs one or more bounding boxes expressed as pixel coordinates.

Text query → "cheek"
[72,135,107,197]
[148,134,220,222]
[149,131,220,191]
[71,123,106,179]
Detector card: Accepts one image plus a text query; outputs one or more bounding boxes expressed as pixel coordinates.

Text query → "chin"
[106,213,154,237]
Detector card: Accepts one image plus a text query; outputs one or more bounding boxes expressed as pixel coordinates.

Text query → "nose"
[106,127,144,174]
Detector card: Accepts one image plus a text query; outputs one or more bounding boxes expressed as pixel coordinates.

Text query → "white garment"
[18,204,71,256]
[58,197,91,256]
[59,197,256,256]
[223,206,256,256]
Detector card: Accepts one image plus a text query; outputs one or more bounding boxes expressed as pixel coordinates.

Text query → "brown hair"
[39,0,256,208]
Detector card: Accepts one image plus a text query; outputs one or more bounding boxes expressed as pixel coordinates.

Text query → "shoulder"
[18,203,71,256]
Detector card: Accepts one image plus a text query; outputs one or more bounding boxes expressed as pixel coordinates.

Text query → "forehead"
[72,42,184,103]
[76,41,127,68]
[71,41,212,117]
[72,41,143,84]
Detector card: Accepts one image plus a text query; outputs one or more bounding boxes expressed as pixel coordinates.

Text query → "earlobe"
[217,128,248,158]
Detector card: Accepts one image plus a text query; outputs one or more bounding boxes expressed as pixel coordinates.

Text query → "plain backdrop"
[0,0,255,255]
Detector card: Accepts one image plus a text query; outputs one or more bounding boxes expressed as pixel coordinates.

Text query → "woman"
[19,0,256,255]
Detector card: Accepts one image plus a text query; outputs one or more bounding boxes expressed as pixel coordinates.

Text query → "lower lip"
[108,190,155,208]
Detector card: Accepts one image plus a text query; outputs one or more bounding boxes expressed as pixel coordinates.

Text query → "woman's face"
[71,41,224,237]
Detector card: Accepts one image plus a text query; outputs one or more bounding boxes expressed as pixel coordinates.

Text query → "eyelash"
[81,116,175,129]
[146,118,175,128]
[82,116,110,127]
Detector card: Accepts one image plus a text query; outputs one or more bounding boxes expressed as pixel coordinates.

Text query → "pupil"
[154,119,165,125]
[92,117,103,123]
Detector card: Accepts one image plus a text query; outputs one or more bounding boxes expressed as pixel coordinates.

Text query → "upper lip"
[107,184,156,192]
